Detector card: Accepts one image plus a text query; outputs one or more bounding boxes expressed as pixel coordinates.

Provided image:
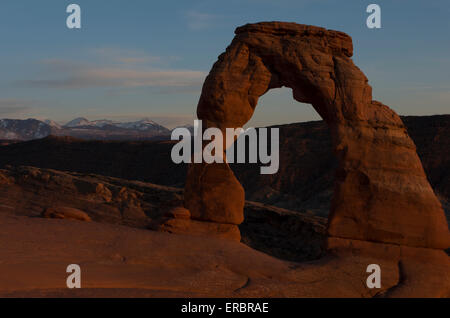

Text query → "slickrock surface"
[0,213,448,297]
[185,22,450,250]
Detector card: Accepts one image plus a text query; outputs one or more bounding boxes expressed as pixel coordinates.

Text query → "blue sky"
[0,0,448,128]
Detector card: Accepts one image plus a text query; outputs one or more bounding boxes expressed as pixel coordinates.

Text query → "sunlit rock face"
[185,21,450,249]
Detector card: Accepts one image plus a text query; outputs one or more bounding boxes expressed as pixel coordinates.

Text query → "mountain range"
[0,117,173,141]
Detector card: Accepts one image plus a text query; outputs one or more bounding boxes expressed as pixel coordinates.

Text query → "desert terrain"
[0,21,449,298]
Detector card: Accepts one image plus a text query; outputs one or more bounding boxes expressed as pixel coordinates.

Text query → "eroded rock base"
[150,207,241,241]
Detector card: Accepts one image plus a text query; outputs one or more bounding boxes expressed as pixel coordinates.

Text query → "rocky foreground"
[0,165,326,263]
[0,165,448,297]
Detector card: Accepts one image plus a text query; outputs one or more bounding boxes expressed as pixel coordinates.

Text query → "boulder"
[42,206,91,222]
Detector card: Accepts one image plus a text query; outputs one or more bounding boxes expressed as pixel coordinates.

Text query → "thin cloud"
[150,115,195,129]
[116,57,156,64]
[0,99,34,116]
[90,48,165,65]
[17,59,206,89]
[185,10,218,30]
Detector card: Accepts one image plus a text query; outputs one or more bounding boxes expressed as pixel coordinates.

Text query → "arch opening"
[244,86,321,129]
[230,86,331,216]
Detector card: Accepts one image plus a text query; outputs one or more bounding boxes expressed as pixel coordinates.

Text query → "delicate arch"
[184,22,449,249]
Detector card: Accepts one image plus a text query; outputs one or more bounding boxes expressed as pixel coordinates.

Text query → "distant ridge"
[0,117,176,141]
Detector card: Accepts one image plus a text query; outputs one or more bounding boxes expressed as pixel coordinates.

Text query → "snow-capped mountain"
[44,119,62,129]
[0,119,53,140]
[0,117,172,141]
[64,117,93,128]
[116,118,169,132]
[90,119,117,128]
[63,117,169,132]
[64,118,121,128]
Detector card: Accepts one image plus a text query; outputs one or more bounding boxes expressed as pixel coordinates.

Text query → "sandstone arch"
[184,22,449,250]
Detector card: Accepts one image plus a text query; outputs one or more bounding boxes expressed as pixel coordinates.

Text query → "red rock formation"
[184,22,450,249]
